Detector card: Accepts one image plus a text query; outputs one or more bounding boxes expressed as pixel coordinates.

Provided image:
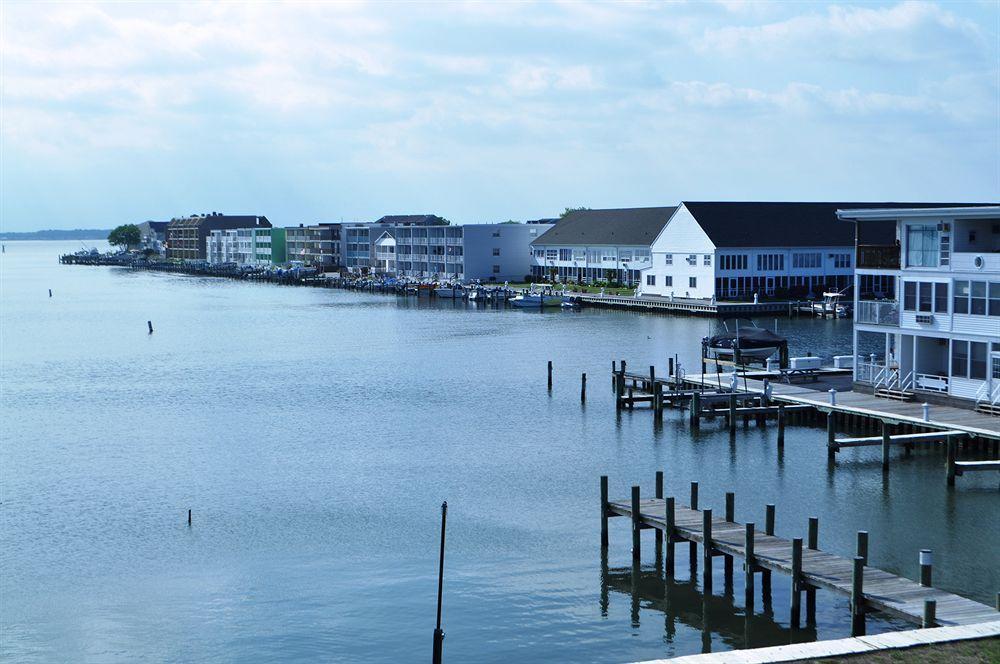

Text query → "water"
[2,241,997,663]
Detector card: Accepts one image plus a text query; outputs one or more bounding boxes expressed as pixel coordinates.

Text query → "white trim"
[838,206,1000,220]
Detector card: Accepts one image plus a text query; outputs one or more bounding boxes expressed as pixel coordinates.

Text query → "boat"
[813,291,851,318]
[703,320,786,362]
[434,285,465,298]
[510,290,564,308]
[467,289,480,301]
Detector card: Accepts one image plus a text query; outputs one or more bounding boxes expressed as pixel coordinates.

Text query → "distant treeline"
[0,229,111,241]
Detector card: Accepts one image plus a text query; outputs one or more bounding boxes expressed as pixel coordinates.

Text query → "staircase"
[875,387,914,401]
[873,368,913,402]
[974,382,1000,416]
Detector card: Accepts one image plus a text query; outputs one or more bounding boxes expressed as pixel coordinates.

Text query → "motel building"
[840,206,1000,413]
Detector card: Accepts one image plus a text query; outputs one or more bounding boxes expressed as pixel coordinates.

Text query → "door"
[765,276,775,295]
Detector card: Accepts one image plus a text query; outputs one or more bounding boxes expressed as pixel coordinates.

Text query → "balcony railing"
[857,244,900,270]
[856,300,899,326]
[914,373,949,393]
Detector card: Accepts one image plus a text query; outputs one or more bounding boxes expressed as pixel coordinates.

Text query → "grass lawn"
[505,282,638,296]
[805,636,999,663]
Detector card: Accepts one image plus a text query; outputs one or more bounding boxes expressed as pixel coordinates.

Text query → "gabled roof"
[532,207,677,246]
[681,202,989,247]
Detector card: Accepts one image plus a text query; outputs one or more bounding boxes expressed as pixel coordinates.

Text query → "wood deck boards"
[608,498,997,627]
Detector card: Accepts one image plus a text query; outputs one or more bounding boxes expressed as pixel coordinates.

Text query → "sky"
[1,1,998,231]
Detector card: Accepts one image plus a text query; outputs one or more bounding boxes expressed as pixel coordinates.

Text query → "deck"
[607,497,998,628]
[683,373,1000,440]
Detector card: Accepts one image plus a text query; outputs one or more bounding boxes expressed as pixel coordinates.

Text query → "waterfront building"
[206,227,276,266]
[391,222,550,282]
[343,215,448,273]
[529,207,671,285]
[840,205,1000,411]
[285,223,342,270]
[136,221,168,252]
[166,213,271,262]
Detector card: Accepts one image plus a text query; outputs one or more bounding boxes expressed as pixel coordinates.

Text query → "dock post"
[148,320,154,334]
[806,517,818,624]
[807,517,818,550]
[187,509,191,525]
[702,508,713,594]
[920,549,932,587]
[851,556,866,636]
[655,472,664,552]
[627,387,634,410]
[777,405,785,448]
[649,365,655,390]
[728,393,737,436]
[765,504,775,536]
[612,362,617,392]
[923,599,936,628]
[665,497,675,578]
[581,373,587,403]
[690,482,698,510]
[547,360,552,391]
[689,482,699,564]
[690,392,701,429]
[881,422,891,473]
[790,537,802,629]
[744,522,756,613]
[631,486,641,561]
[827,411,836,461]
[600,476,609,548]
[668,357,674,380]
[946,437,956,486]
[856,531,868,566]
[725,492,734,522]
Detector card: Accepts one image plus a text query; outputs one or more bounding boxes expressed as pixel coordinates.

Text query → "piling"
[946,437,957,486]
[649,365,655,388]
[806,517,818,624]
[581,373,587,403]
[547,360,553,391]
[689,482,699,563]
[627,387,634,410]
[728,393,737,435]
[725,492,735,522]
[808,517,818,550]
[856,531,869,566]
[631,486,640,561]
[851,556,866,636]
[881,422,891,472]
[923,599,936,628]
[187,509,192,525]
[690,392,701,429]
[668,357,674,379]
[600,476,609,547]
[702,508,714,593]
[765,504,775,536]
[790,537,802,629]
[920,549,933,587]
[827,411,836,461]
[777,405,785,448]
[48,289,52,297]
[744,522,756,611]
[148,320,154,334]
[655,472,664,550]
[665,497,676,577]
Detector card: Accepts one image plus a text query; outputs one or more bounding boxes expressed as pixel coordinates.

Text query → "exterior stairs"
[874,387,914,401]
[975,402,1000,417]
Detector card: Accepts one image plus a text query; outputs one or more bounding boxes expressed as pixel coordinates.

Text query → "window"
[990,283,1000,317]
[558,249,572,261]
[689,277,697,288]
[665,254,673,265]
[664,276,673,287]
[905,224,939,267]
[834,254,851,269]
[954,280,969,314]
[619,249,633,261]
[952,340,969,378]
[587,249,600,263]
[492,264,501,274]
[756,254,784,271]
[646,274,656,286]
[720,254,747,270]
[533,249,544,258]
[971,342,987,379]
[572,249,586,261]
[934,283,948,313]
[792,253,821,268]
[971,281,987,315]
[687,254,697,265]
[703,254,712,266]
[545,249,557,260]
[492,248,501,256]
[602,249,617,262]
[904,282,917,311]
[918,282,932,312]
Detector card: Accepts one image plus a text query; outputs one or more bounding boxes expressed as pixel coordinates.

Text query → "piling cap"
[920,549,932,565]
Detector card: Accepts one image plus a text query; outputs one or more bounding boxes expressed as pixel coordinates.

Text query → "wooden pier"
[575,293,793,317]
[601,477,999,633]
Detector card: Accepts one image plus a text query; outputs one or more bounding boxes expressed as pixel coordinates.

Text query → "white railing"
[914,373,949,393]
[975,381,1000,407]
[856,361,878,383]
[856,300,899,326]
[872,366,913,393]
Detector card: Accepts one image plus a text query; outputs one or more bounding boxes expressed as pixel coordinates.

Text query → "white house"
[637,202,909,301]
[839,206,1000,412]
[206,227,273,266]
[529,207,673,285]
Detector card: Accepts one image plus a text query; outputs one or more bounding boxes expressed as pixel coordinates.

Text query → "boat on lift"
[703,319,786,362]
[812,291,851,318]
[510,286,564,308]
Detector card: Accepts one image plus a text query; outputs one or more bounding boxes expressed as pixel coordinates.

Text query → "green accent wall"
[270,228,286,263]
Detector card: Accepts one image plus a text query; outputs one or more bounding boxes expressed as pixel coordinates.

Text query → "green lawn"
[806,637,999,663]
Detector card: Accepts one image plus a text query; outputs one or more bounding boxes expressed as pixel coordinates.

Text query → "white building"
[840,206,999,412]
[206,227,273,266]
[638,203,901,300]
[529,207,670,285]
[389,222,551,282]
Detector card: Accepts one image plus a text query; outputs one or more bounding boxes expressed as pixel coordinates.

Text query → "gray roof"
[531,207,677,246]
[375,214,447,226]
[682,202,991,247]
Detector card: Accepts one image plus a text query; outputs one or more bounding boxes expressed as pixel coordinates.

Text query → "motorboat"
[467,289,480,301]
[813,291,851,318]
[434,285,465,298]
[703,320,786,362]
[510,291,564,308]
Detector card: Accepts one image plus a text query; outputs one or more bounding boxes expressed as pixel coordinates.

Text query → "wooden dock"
[575,293,793,317]
[602,478,999,633]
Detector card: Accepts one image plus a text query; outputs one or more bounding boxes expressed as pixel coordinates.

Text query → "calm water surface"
[2,241,997,663]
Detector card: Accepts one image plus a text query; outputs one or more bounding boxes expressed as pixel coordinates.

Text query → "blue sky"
[2,1,997,230]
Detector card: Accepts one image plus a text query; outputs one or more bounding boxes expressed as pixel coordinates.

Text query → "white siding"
[642,205,716,298]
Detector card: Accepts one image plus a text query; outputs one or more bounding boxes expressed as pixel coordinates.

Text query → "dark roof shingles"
[532,207,677,246]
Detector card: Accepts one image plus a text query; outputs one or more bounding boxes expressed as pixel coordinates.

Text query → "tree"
[108,224,141,250]
[560,207,590,218]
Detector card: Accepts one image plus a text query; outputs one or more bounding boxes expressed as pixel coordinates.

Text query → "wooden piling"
[728,393,737,435]
[881,422,891,472]
[655,472,664,550]
[725,492,735,522]
[690,482,699,510]
[600,476,609,547]
[920,549,932,587]
[665,497,675,577]
[744,522,756,610]
[689,482,699,563]
[691,392,701,429]
[777,405,785,448]
[765,504,775,536]
[547,360,552,390]
[581,373,587,402]
[827,411,836,461]
[187,509,192,525]
[808,517,818,550]
[631,486,640,561]
[856,531,869,566]
[148,320,154,334]
[790,537,802,629]
[702,508,713,593]
[851,556,866,636]
[627,387,634,410]
[946,436,956,486]
[923,599,936,628]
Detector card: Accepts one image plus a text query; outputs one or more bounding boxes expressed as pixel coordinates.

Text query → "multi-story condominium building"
[166,213,270,262]
[285,223,341,270]
[636,202,912,300]
[343,215,449,273]
[205,227,276,266]
[387,222,551,281]
[530,207,670,285]
[136,221,168,252]
[840,206,999,412]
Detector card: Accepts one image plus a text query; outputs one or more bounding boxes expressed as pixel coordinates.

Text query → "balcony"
[856,300,899,326]
[857,244,900,270]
